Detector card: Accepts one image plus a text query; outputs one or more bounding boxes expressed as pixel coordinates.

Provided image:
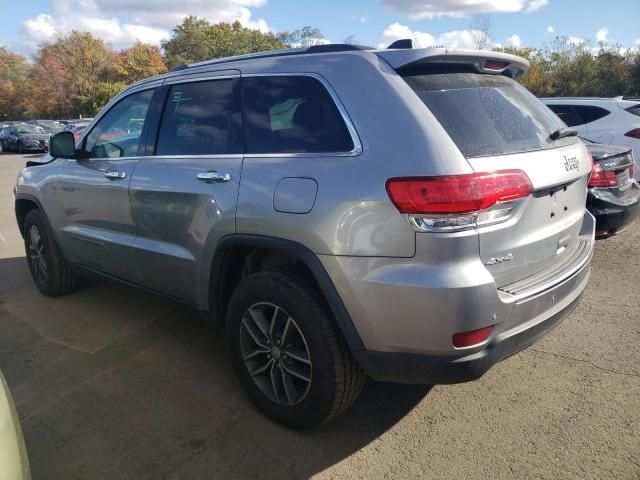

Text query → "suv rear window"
[626,104,640,117]
[403,73,575,158]
[243,76,354,154]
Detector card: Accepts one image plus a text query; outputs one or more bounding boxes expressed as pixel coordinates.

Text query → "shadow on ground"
[0,256,430,480]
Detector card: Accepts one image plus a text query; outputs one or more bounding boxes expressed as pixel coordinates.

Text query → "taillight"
[624,128,640,139]
[386,170,532,232]
[484,60,509,70]
[588,160,617,188]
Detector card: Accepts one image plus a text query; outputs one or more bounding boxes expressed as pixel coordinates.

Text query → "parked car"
[63,121,91,142]
[0,124,49,153]
[0,371,31,480]
[29,120,65,134]
[14,44,595,428]
[542,97,640,176]
[584,141,639,237]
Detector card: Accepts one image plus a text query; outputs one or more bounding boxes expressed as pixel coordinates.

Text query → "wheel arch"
[14,194,44,238]
[206,235,364,352]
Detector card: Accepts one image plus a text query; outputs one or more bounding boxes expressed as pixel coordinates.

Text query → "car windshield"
[15,125,45,134]
[403,72,578,158]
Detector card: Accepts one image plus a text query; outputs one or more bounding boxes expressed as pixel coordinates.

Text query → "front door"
[54,88,155,282]
[129,75,243,303]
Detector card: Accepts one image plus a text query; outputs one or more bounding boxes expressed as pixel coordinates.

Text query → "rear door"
[404,73,592,287]
[129,72,243,303]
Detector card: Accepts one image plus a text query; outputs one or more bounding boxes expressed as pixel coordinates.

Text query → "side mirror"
[50,131,77,159]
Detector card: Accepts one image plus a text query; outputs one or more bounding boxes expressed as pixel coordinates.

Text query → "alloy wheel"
[239,302,312,406]
[28,225,48,283]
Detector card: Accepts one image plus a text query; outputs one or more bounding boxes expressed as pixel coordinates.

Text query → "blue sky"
[2,0,639,54]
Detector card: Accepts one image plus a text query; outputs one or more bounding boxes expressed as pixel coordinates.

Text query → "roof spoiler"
[377,45,530,78]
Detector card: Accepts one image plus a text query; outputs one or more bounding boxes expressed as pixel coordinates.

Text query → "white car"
[541,97,640,175]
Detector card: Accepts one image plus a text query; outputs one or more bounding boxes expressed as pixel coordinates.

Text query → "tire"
[17,140,24,154]
[0,141,3,154]
[226,271,365,428]
[23,209,77,296]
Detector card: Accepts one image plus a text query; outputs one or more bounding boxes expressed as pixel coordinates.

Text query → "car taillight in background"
[624,128,640,139]
[386,170,533,232]
[589,161,618,188]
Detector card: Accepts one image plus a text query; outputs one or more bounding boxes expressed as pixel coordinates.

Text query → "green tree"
[162,17,287,68]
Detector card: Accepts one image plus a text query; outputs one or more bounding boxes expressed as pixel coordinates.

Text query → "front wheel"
[23,209,78,296]
[226,271,365,428]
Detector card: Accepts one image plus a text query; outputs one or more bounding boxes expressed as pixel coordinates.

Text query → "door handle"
[104,170,126,180]
[197,172,231,183]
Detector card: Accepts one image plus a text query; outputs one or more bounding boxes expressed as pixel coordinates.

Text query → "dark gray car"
[1,124,50,153]
[14,44,595,427]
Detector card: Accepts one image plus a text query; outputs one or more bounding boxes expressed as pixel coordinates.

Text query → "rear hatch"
[396,58,592,288]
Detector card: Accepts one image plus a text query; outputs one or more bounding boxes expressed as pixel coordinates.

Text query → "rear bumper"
[320,211,594,384]
[354,291,583,384]
[587,183,640,236]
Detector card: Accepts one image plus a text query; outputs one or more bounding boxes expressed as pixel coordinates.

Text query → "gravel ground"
[0,153,638,479]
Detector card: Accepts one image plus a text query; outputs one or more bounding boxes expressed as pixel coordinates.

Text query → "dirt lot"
[0,153,638,480]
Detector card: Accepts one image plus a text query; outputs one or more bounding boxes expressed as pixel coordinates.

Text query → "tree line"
[1,16,639,121]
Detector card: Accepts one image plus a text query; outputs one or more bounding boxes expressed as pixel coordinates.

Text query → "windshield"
[403,72,577,158]
[15,125,45,134]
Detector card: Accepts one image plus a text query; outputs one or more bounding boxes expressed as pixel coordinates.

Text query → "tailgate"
[467,142,591,287]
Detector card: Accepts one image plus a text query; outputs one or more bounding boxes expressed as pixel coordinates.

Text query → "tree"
[115,41,167,83]
[0,47,28,120]
[278,26,326,48]
[469,15,492,50]
[162,17,287,68]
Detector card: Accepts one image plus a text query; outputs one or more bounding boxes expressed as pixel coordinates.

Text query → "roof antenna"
[387,39,414,49]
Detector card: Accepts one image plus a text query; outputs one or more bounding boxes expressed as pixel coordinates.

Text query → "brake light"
[452,326,494,348]
[588,160,617,188]
[386,170,532,215]
[484,60,509,71]
[624,128,640,139]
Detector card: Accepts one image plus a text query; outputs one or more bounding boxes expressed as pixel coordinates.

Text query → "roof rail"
[387,39,414,50]
[169,44,374,72]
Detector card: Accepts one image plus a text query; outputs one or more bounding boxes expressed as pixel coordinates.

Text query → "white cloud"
[525,0,548,12]
[506,34,522,47]
[20,0,272,51]
[545,25,555,34]
[636,38,640,46]
[381,0,550,19]
[568,36,585,46]
[378,22,498,50]
[596,27,608,43]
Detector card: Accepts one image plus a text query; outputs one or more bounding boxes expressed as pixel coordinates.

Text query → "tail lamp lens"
[588,160,617,188]
[386,170,533,215]
[624,128,640,139]
[452,326,494,348]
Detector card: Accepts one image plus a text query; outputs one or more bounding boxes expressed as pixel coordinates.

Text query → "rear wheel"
[23,209,78,296]
[226,271,364,428]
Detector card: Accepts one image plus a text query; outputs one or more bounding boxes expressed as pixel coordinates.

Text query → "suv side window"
[243,76,354,154]
[155,79,240,156]
[83,89,153,159]
[573,105,610,124]
[547,104,583,127]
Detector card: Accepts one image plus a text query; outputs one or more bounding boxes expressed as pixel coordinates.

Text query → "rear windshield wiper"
[550,127,578,141]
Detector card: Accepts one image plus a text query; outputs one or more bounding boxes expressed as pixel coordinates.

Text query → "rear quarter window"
[242,75,354,154]
[403,73,576,158]
[572,105,610,124]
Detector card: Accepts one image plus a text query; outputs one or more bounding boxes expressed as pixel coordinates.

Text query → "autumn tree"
[162,17,287,68]
[0,47,28,120]
[115,40,167,83]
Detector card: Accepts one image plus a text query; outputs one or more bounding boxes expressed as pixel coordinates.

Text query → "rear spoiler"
[375,47,530,78]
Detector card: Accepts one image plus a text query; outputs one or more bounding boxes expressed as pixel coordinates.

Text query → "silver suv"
[14,44,595,428]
